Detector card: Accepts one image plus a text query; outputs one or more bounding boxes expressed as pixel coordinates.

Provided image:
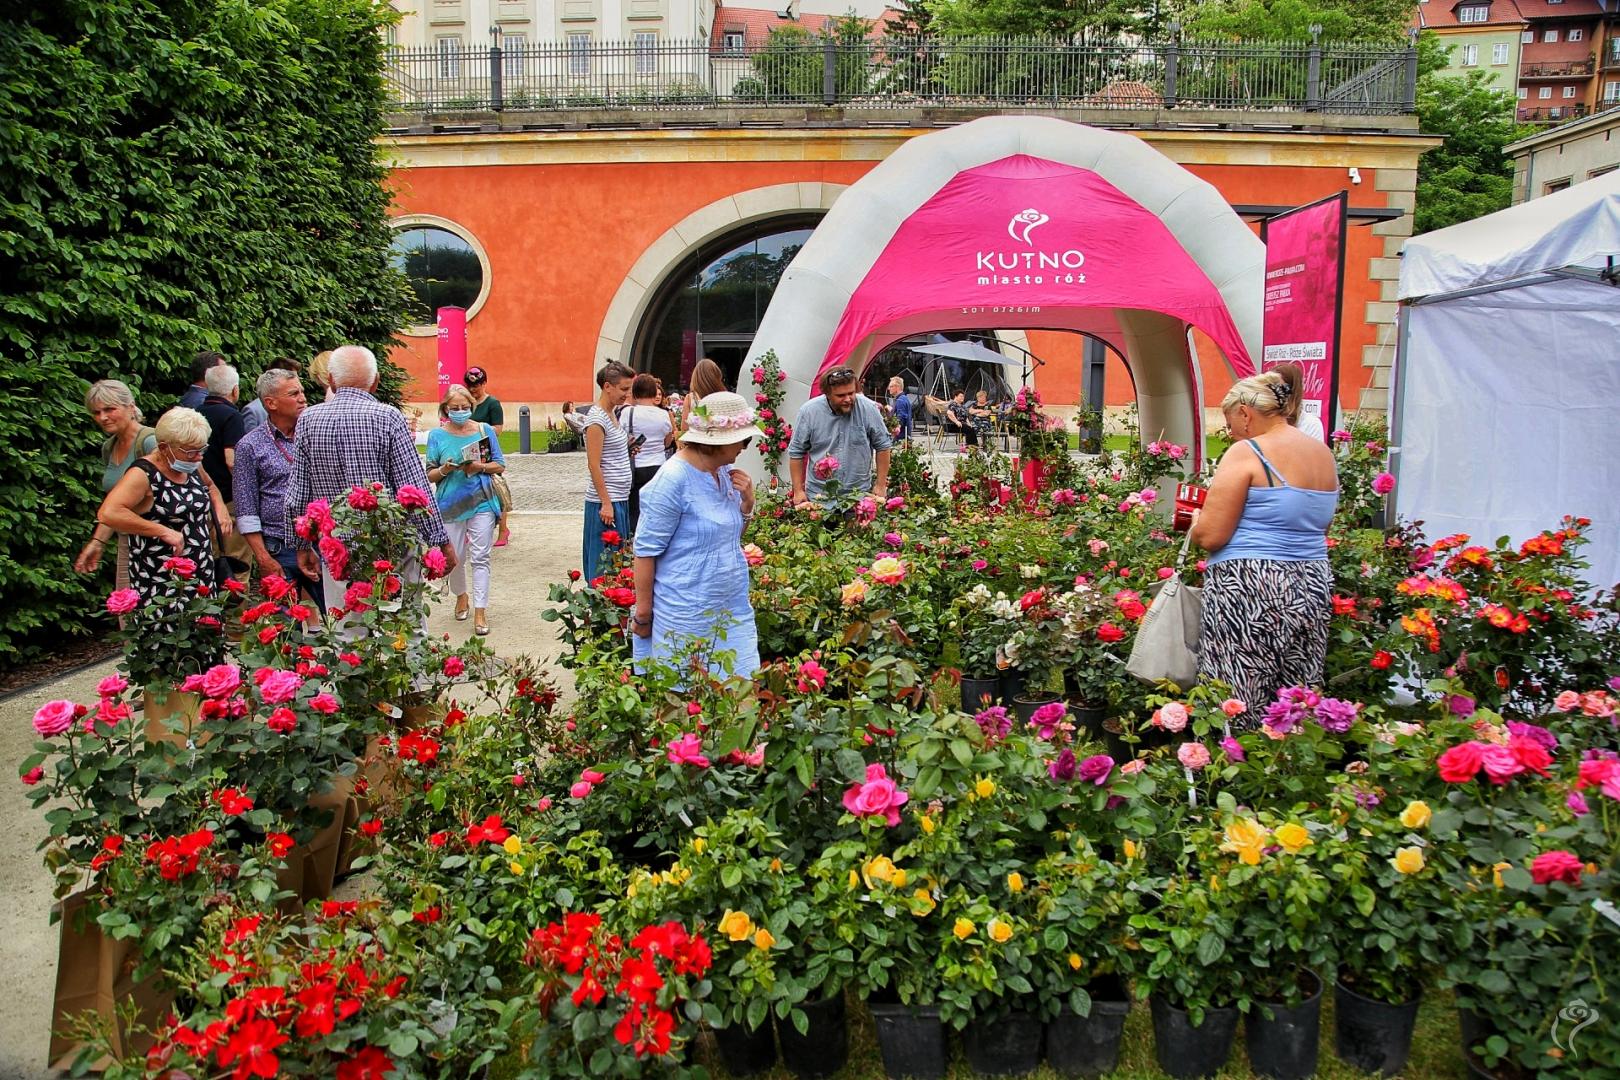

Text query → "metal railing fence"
[385,35,1418,115]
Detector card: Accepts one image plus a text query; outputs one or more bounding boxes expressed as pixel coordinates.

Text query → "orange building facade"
[383,118,1432,422]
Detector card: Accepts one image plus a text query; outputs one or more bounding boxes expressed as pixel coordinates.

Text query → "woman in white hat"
[629,391,760,678]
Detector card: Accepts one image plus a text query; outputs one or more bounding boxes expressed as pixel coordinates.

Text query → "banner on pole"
[1260,193,1347,439]
[436,307,468,399]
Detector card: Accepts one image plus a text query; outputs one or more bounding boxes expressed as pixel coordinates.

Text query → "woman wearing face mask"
[426,384,506,635]
[95,407,231,604]
[630,391,761,679]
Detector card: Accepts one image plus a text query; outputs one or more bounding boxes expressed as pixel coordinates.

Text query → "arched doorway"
[631,214,823,391]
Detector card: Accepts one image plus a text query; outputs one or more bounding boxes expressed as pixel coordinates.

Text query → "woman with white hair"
[96,407,232,603]
[426,383,506,635]
[74,380,157,586]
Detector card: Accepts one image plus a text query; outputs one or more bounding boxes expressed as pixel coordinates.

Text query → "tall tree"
[927,0,1169,39]
[1175,0,1416,44]
[0,0,412,663]
[1412,34,1533,234]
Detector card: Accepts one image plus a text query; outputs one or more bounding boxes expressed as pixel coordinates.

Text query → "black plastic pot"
[1000,670,1026,702]
[712,1020,777,1076]
[961,676,1002,711]
[1012,694,1061,727]
[1068,705,1108,741]
[1044,981,1131,1078]
[1150,997,1238,1079]
[962,1009,1043,1076]
[779,991,848,1079]
[869,999,948,1080]
[1245,971,1321,1080]
[1334,976,1420,1077]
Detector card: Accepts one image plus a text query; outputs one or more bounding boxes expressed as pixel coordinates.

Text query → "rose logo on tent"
[1008,208,1050,246]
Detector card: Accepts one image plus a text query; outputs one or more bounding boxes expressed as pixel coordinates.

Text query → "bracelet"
[88,537,105,547]
[631,614,651,627]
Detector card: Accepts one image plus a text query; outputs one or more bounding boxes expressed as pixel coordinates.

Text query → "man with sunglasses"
[787,366,893,508]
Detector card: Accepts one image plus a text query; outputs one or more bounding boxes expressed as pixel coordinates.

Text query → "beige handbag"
[1125,533,1203,688]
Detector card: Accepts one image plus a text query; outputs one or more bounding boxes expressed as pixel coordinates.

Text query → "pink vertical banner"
[436,306,467,398]
[1260,193,1347,440]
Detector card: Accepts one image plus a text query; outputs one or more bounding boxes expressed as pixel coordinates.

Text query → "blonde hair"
[690,358,725,398]
[85,379,141,421]
[309,350,334,390]
[154,407,210,450]
[1221,369,1295,417]
[442,383,473,411]
[1265,362,1308,425]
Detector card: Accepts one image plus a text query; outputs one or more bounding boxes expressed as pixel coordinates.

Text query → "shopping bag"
[50,892,172,1070]
[1125,536,1203,687]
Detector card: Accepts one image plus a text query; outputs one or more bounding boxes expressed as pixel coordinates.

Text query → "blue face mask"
[447,409,473,424]
[172,458,201,474]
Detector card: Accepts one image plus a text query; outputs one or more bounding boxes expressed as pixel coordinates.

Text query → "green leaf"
[835,749,869,782]
[949,739,973,766]
[721,865,743,889]
[1195,931,1224,966]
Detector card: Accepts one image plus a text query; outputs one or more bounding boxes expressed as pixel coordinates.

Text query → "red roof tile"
[1414,0,1527,30]
[1512,0,1604,18]
[710,5,897,49]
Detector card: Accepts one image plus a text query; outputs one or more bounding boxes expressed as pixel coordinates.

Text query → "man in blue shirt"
[178,350,224,410]
[887,376,912,443]
[234,368,323,608]
[787,366,893,506]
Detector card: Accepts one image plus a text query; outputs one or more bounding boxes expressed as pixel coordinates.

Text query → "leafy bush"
[0,0,411,662]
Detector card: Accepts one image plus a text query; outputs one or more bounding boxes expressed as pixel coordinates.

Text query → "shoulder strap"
[130,458,160,482]
[1246,438,1281,487]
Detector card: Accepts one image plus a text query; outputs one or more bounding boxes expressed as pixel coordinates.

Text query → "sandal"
[455,597,470,621]
[474,611,490,636]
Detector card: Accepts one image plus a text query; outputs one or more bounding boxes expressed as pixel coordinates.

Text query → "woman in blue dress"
[630,391,760,679]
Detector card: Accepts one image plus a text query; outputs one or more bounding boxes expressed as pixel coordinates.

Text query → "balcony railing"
[1518,104,1591,123]
[384,36,1418,116]
[1520,58,1596,78]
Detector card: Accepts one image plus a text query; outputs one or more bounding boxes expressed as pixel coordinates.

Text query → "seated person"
[945,391,975,448]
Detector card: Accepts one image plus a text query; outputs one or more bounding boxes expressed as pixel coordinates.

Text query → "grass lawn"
[492,987,1467,1078]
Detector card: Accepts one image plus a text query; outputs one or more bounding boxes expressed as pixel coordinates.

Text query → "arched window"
[388,217,490,335]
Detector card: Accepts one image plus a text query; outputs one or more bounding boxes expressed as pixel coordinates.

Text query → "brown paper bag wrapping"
[141,689,205,748]
[49,892,173,1071]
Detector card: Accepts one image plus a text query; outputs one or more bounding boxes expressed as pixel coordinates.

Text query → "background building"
[1506,102,1620,196]
[1416,0,1527,89]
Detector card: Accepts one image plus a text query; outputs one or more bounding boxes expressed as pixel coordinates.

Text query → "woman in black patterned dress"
[97,407,230,603]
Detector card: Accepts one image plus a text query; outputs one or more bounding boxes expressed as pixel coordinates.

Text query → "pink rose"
[32,700,77,737]
[666,732,710,768]
[796,660,828,693]
[1156,702,1189,732]
[742,743,766,767]
[1076,754,1114,786]
[259,670,304,705]
[1221,698,1247,718]
[1553,690,1581,712]
[569,780,593,799]
[1177,742,1212,770]
[1567,791,1590,817]
[813,455,840,481]
[1372,472,1396,495]
[886,497,905,511]
[423,547,448,579]
[396,485,431,510]
[21,766,44,786]
[1480,743,1526,785]
[162,556,197,579]
[97,675,129,699]
[347,486,379,511]
[179,673,207,693]
[443,656,465,677]
[581,769,607,784]
[308,693,340,715]
[841,763,909,826]
[1221,735,1246,761]
[199,664,243,700]
[105,589,141,615]
[317,535,349,579]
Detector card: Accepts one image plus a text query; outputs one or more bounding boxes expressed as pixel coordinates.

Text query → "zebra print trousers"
[1197,558,1333,728]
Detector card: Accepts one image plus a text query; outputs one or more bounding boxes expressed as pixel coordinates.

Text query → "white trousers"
[445,512,496,609]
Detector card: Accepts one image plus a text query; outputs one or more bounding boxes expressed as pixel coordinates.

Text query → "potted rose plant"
[950,584,1017,709]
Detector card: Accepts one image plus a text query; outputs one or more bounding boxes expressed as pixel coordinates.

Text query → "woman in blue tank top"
[1190,368,1339,727]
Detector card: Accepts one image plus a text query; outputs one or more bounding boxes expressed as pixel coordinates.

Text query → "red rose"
[1096,622,1127,643]
[1437,741,1487,783]
[443,656,465,677]
[427,831,449,848]
[601,530,622,547]
[267,832,295,858]
[1529,850,1584,886]
[359,818,383,838]
[1370,650,1393,670]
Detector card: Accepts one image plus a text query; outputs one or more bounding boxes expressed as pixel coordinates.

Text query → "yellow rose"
[719,910,754,942]
[1068,953,1084,971]
[1007,872,1025,893]
[918,814,936,834]
[890,868,909,889]
[753,928,776,951]
[988,919,1013,944]
[975,778,996,799]
[863,855,897,887]
[953,918,975,940]
[910,889,936,917]
[1122,839,1139,860]
[1274,823,1312,855]
[769,857,783,873]
[1492,861,1510,889]
[841,579,869,607]
[692,838,706,854]
[1399,801,1432,830]
[1391,847,1425,874]
[848,869,860,889]
[502,835,522,855]
[1221,819,1269,866]
[508,861,524,876]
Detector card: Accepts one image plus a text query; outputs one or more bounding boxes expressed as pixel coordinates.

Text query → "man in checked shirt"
[285,345,457,623]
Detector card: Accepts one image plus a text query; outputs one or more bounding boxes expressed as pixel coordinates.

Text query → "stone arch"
[594,182,849,365]
[743,116,1265,474]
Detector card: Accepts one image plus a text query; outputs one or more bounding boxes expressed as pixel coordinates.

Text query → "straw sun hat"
[680,391,764,446]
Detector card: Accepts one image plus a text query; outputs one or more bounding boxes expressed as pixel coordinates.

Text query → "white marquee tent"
[1394,169,1620,589]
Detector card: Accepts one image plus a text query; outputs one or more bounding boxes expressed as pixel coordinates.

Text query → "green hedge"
[0,0,411,663]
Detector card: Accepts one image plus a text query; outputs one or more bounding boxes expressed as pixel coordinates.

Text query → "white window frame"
[436,35,463,80]
[1567,28,1582,42]
[634,31,657,76]
[1563,85,1577,98]
[1493,42,1510,64]
[1517,86,1528,99]
[1461,44,1479,66]
[503,33,527,78]
[1538,85,1552,99]
[567,31,592,77]
[1606,80,1620,103]
[722,29,745,54]
[1458,5,1487,23]
[1522,30,1534,43]
[1544,29,1559,43]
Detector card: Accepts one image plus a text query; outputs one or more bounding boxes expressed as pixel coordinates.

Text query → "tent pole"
[1388,301,1411,508]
